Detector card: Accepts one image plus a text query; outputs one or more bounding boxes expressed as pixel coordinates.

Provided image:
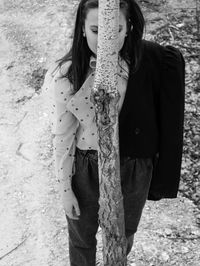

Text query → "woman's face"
[83,8,127,56]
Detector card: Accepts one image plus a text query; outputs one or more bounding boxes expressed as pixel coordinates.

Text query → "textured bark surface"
[197,0,200,36]
[90,0,127,265]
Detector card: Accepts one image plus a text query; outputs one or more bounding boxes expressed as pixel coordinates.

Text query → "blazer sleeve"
[42,61,79,198]
[148,45,185,200]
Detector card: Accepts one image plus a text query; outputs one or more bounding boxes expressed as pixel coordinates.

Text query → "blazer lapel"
[119,53,148,125]
[119,70,134,124]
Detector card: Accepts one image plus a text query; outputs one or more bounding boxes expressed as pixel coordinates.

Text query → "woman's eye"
[92,29,122,34]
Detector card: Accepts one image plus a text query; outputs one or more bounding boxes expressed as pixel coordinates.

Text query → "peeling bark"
[91,0,127,265]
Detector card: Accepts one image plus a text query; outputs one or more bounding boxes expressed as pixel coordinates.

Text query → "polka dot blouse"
[42,55,129,197]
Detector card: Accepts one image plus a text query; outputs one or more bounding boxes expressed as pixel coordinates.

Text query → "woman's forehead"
[85,8,98,25]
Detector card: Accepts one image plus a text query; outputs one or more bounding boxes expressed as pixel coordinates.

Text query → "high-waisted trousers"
[66,147,153,266]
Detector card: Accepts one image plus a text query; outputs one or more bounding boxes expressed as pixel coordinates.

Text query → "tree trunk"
[138,0,162,4]
[197,0,200,91]
[196,0,200,38]
[91,0,127,265]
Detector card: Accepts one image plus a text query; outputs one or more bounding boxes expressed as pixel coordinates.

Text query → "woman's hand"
[61,190,81,220]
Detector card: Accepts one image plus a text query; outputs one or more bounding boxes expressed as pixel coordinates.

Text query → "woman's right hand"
[61,190,81,220]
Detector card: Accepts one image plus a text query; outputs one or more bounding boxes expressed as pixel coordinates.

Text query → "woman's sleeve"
[150,45,185,199]
[42,62,79,197]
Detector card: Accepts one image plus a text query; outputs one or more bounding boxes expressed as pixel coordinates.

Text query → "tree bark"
[91,0,127,265]
[196,0,200,90]
[196,0,200,38]
[138,0,162,5]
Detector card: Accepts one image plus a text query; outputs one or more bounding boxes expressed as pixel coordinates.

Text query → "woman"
[42,0,185,265]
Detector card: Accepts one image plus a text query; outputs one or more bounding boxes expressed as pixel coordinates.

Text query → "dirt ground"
[0,0,199,265]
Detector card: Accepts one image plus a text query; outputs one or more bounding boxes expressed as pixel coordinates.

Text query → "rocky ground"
[0,0,199,265]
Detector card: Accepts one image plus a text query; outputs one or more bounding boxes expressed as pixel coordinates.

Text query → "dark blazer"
[118,40,185,201]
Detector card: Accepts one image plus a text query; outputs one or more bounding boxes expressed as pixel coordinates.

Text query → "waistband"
[76,147,98,161]
[76,147,134,163]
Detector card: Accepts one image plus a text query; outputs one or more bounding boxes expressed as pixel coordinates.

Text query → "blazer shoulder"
[142,39,164,59]
[142,39,184,61]
[139,39,164,71]
[141,39,185,70]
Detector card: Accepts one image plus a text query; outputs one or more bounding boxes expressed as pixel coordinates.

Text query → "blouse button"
[134,128,140,135]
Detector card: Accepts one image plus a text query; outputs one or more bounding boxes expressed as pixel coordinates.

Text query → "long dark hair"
[54,0,145,93]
